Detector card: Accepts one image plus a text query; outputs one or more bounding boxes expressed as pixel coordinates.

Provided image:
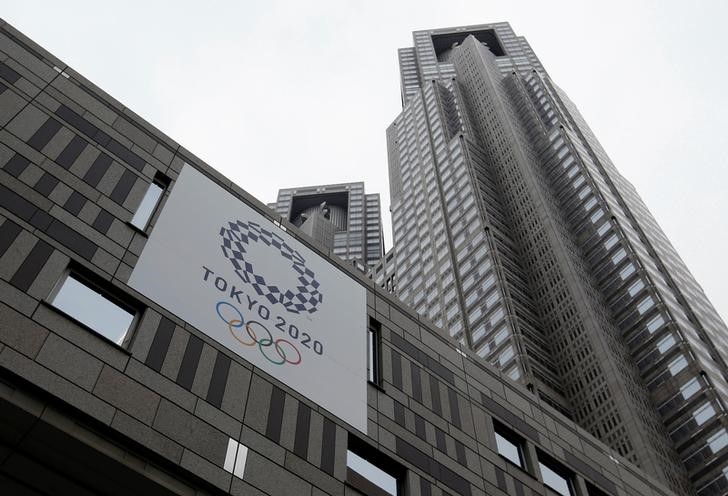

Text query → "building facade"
[0,18,684,496]
[270,183,385,270]
[386,23,728,495]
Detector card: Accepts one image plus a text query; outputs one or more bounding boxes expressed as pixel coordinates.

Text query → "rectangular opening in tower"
[289,191,349,231]
[432,29,505,61]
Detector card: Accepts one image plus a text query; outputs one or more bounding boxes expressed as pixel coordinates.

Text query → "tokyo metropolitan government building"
[384,22,728,495]
[0,15,725,496]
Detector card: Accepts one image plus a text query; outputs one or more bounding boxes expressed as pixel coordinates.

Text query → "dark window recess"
[55,104,98,138]
[430,375,442,415]
[454,439,466,465]
[0,219,22,258]
[420,479,433,496]
[320,418,336,475]
[391,350,402,389]
[347,435,404,496]
[585,481,611,496]
[30,211,52,231]
[411,363,422,401]
[55,134,88,169]
[54,104,146,171]
[293,403,311,459]
[110,169,137,204]
[27,117,62,152]
[206,352,230,408]
[145,316,176,372]
[481,392,540,443]
[3,153,30,177]
[389,331,454,385]
[130,173,168,230]
[0,183,37,221]
[368,317,382,385]
[0,81,7,94]
[92,209,114,234]
[46,219,97,260]
[393,400,405,426]
[50,270,138,346]
[10,239,53,292]
[106,139,145,171]
[0,61,21,84]
[435,427,446,451]
[493,420,526,469]
[83,152,112,187]
[538,452,575,496]
[414,414,426,440]
[34,173,59,196]
[265,386,285,443]
[63,192,86,216]
[176,334,203,390]
[432,29,505,61]
[448,387,461,428]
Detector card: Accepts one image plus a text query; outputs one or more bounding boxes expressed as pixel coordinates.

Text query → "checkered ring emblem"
[219,220,323,314]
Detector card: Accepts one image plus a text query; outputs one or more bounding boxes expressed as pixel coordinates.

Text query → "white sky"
[5,1,727,323]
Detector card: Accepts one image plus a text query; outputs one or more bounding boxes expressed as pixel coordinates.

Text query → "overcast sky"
[4,1,727,323]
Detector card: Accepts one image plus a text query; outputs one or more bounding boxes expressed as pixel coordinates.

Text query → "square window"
[50,272,137,345]
[538,454,574,496]
[494,421,525,468]
[347,436,404,496]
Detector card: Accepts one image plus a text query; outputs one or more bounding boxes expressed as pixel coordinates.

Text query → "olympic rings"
[215,301,302,366]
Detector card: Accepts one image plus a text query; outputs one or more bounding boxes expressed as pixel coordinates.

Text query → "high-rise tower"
[387,23,728,495]
[270,182,384,270]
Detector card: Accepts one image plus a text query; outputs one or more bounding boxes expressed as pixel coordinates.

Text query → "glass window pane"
[131,181,164,229]
[347,450,397,495]
[495,431,522,467]
[681,378,701,400]
[709,429,728,453]
[52,274,134,345]
[367,327,377,383]
[539,461,572,496]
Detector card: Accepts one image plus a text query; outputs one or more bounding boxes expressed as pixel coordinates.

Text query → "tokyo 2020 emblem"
[219,220,323,314]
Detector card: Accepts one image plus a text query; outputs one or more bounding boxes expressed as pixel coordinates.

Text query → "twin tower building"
[271,23,728,495]
[1,17,727,496]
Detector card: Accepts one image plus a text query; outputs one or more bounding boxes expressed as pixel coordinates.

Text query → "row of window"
[494,420,608,496]
[49,173,169,343]
[51,265,624,496]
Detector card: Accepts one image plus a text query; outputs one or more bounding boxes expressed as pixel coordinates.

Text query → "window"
[538,454,574,496]
[637,296,655,314]
[585,481,611,496]
[646,314,665,334]
[709,429,728,453]
[130,173,168,230]
[656,334,676,354]
[681,377,701,400]
[693,403,716,426]
[347,436,403,496]
[494,420,525,468]
[367,318,382,385]
[619,263,635,280]
[628,280,644,296]
[50,272,137,345]
[668,355,688,376]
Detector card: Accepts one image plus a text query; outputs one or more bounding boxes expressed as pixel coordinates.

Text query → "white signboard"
[129,165,367,432]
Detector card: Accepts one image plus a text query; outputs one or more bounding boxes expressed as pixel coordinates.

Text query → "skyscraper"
[1,20,680,496]
[387,23,728,495]
[270,182,385,269]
